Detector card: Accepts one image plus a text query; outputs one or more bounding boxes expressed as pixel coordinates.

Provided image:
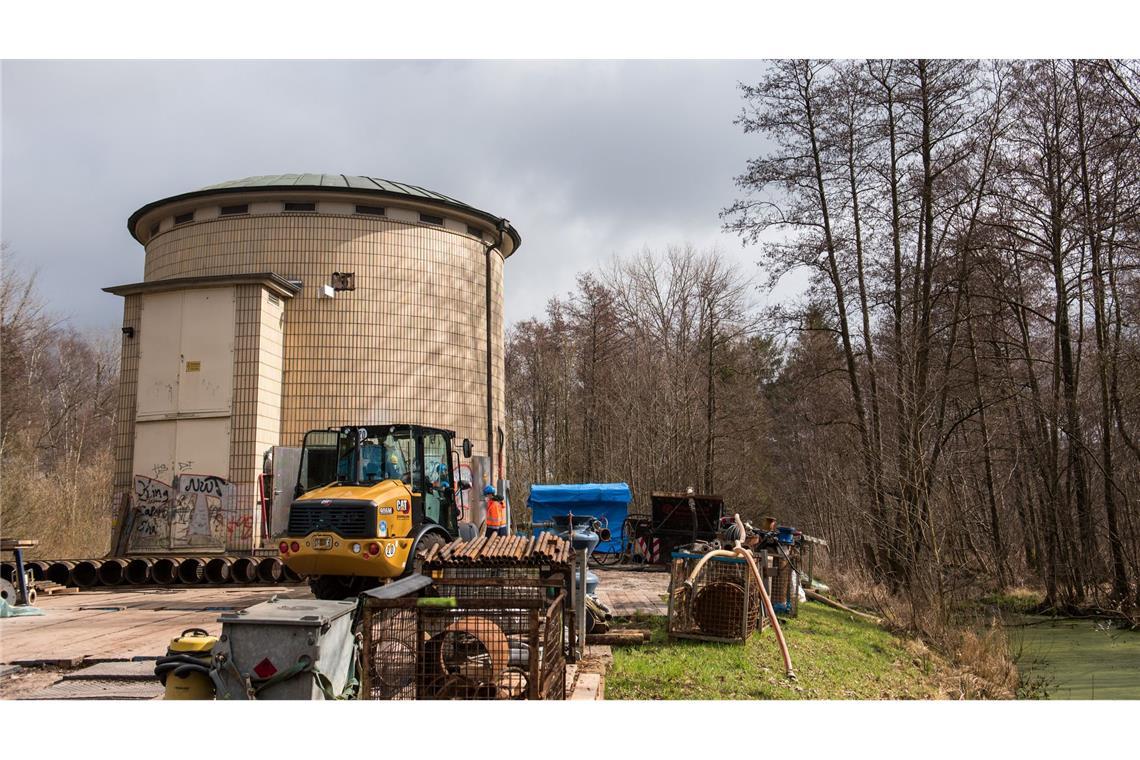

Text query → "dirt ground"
[0,666,65,699]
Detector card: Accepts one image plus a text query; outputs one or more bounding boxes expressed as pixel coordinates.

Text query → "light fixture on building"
[122,326,135,338]
[330,272,355,291]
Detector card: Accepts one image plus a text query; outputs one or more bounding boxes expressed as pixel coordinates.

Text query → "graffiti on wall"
[129,476,172,550]
[127,472,236,553]
[170,474,232,550]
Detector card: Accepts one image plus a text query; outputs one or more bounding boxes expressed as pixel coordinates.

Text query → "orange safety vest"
[486,497,506,528]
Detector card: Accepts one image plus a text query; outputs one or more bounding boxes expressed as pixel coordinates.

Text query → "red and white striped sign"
[637,537,661,563]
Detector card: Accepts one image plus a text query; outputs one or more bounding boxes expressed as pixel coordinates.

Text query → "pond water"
[1006,615,1140,699]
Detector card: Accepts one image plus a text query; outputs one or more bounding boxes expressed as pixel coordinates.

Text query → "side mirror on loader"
[458,480,471,491]
[461,438,473,458]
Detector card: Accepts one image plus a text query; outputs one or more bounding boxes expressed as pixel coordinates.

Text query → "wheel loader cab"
[283,424,466,599]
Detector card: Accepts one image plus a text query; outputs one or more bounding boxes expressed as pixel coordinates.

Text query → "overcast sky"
[2,60,782,330]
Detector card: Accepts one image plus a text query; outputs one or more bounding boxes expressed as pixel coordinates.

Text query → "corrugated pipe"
[204,557,233,584]
[72,560,103,587]
[151,557,181,585]
[230,557,259,584]
[26,560,50,581]
[46,560,77,585]
[256,557,283,583]
[98,558,129,586]
[125,557,154,585]
[177,557,206,584]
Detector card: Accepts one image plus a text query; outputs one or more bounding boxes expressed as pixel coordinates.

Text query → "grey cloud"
[1,60,775,327]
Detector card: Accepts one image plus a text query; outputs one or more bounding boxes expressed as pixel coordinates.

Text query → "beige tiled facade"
[109,186,514,553]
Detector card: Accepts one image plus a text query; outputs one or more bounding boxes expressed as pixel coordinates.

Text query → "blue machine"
[527,483,631,554]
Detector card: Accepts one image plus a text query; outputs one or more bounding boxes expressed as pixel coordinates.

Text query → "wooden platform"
[0,585,310,668]
[593,566,670,616]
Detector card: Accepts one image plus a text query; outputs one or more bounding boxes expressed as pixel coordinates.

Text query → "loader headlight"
[351,543,361,554]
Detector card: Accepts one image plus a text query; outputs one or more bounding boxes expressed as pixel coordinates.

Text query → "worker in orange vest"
[483,485,507,537]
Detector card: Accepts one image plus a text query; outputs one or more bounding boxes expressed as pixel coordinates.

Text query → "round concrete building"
[107,174,519,554]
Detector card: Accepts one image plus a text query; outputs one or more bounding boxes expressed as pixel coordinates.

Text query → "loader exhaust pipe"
[204,557,233,584]
[230,557,259,584]
[151,557,181,585]
[97,558,128,586]
[177,557,206,584]
[256,557,284,583]
[72,560,103,587]
[46,561,77,586]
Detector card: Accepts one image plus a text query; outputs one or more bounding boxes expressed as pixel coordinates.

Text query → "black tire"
[405,532,447,577]
[309,575,359,600]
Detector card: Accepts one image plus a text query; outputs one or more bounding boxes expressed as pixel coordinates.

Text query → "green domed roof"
[128,173,520,252]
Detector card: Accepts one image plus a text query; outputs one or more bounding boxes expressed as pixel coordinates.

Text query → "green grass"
[979,588,1044,615]
[607,602,944,699]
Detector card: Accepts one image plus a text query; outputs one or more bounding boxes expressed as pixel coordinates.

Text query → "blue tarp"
[527,483,631,553]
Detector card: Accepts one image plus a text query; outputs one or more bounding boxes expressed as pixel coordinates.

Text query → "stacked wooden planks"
[423,532,572,567]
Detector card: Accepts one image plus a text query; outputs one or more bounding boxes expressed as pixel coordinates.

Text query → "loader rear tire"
[309,575,358,600]
[405,532,446,578]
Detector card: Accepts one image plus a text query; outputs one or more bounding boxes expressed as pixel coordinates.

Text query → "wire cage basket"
[667,551,768,643]
[360,567,568,700]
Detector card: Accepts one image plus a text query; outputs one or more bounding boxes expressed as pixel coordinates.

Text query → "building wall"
[140,210,506,456]
[110,198,510,552]
[110,294,141,549]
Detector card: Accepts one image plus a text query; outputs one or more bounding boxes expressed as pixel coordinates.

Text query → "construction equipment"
[156,628,219,700]
[623,491,724,564]
[280,424,472,599]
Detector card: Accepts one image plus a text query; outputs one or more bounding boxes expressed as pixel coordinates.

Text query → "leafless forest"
[506,60,1140,618]
[0,255,119,558]
[3,60,1139,621]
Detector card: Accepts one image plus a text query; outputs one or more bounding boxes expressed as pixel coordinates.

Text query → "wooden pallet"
[33,580,79,596]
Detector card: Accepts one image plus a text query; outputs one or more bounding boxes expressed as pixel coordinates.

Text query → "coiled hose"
[154,653,214,683]
[154,628,215,685]
[683,513,796,679]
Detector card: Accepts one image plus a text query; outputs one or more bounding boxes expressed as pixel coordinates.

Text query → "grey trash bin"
[213,597,357,700]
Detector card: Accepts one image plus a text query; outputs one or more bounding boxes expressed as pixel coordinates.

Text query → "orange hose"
[682,513,796,679]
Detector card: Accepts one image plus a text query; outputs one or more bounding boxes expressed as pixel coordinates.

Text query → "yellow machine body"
[164,631,218,700]
[281,480,415,579]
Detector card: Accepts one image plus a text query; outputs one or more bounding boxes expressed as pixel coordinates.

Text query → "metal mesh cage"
[361,568,567,700]
[667,551,766,643]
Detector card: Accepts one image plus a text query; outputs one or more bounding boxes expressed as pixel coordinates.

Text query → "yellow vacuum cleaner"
[155,628,218,699]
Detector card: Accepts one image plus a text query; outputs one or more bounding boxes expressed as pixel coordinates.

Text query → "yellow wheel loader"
[280,424,472,599]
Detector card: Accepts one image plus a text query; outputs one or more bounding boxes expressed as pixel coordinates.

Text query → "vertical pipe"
[483,220,508,488]
[484,241,494,473]
[14,548,31,605]
[577,549,588,656]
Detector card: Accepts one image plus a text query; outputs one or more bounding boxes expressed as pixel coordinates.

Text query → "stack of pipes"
[422,533,571,567]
